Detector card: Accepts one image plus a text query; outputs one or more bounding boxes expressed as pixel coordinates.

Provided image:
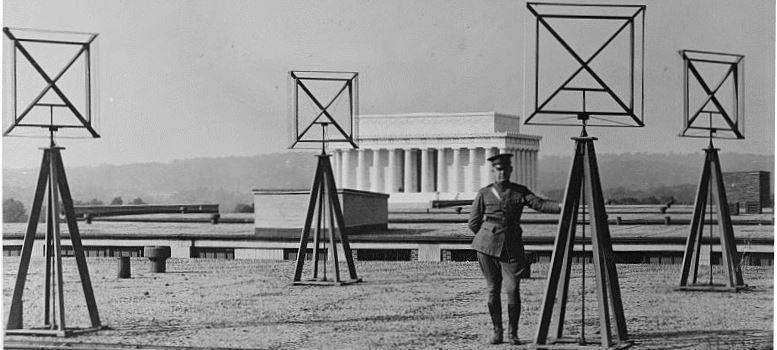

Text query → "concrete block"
[169,241,192,258]
[252,189,388,232]
[234,248,284,260]
[417,244,440,261]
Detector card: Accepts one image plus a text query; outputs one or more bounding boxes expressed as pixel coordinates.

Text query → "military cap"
[487,153,513,166]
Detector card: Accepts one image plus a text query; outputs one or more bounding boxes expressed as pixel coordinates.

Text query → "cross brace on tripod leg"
[533,118,631,350]
[677,129,747,292]
[6,130,104,337]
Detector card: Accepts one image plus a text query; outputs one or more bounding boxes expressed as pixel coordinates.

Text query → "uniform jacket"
[469,182,561,258]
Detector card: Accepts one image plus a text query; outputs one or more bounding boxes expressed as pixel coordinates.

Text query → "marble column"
[357,149,368,190]
[333,149,341,186]
[330,149,339,185]
[520,148,528,185]
[467,148,479,192]
[518,148,524,184]
[531,150,538,190]
[436,148,448,193]
[403,148,417,192]
[451,148,462,193]
[524,149,530,186]
[525,149,531,187]
[527,150,533,188]
[421,148,434,192]
[483,147,497,187]
[341,149,352,188]
[370,149,383,193]
[387,149,398,192]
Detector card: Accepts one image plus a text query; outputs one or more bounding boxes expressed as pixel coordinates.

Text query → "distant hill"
[3,152,317,213]
[536,152,773,203]
[537,152,773,192]
[3,152,773,212]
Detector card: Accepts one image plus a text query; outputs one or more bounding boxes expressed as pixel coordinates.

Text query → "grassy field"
[3,258,773,349]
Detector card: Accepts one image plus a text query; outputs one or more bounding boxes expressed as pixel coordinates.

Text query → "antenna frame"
[679,49,745,140]
[2,27,100,138]
[288,70,359,150]
[524,2,646,128]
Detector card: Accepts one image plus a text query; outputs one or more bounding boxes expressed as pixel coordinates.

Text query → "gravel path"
[4,258,773,349]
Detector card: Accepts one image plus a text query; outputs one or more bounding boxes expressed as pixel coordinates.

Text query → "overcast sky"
[2,0,774,169]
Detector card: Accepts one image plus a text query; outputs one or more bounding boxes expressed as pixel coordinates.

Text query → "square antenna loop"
[532,11,633,118]
[12,39,91,130]
[524,3,646,128]
[685,60,738,132]
[2,27,100,138]
[680,49,745,139]
[288,70,358,149]
[295,79,352,141]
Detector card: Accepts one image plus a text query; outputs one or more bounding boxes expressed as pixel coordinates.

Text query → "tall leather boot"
[487,302,503,344]
[508,304,520,345]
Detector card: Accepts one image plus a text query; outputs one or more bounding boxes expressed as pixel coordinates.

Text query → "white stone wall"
[253,189,389,230]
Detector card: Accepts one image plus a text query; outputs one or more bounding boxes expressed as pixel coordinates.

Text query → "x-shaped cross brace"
[3,28,99,137]
[527,6,643,126]
[684,56,742,138]
[292,74,357,148]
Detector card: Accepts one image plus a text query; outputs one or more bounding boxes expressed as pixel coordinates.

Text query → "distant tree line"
[3,196,149,223]
[73,196,146,206]
[234,203,254,213]
[543,184,698,205]
[3,198,28,223]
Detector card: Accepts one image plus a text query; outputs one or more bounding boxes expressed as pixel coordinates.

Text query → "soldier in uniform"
[468,153,561,345]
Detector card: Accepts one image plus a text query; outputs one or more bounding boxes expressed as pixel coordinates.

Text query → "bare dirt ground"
[3,258,773,349]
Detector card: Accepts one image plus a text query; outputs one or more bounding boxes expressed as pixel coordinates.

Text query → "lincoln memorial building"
[330,112,541,204]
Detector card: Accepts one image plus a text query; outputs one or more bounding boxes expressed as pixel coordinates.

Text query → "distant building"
[330,112,542,204]
[722,171,771,213]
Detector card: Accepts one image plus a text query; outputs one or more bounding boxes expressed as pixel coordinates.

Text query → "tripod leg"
[45,186,54,327]
[321,168,341,282]
[294,159,324,281]
[7,151,51,330]
[681,153,711,286]
[585,141,629,342]
[535,140,584,344]
[323,157,358,280]
[312,181,324,279]
[582,143,613,346]
[54,150,101,327]
[49,153,67,330]
[709,151,744,287]
[551,192,578,341]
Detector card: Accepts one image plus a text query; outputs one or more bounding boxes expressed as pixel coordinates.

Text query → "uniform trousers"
[477,251,524,306]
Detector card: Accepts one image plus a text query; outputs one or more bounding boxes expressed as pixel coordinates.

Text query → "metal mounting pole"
[708,117,714,283]
[580,161,586,345]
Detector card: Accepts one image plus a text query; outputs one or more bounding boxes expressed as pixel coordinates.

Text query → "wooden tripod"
[677,143,747,292]
[533,130,630,350]
[6,143,103,337]
[292,153,361,286]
